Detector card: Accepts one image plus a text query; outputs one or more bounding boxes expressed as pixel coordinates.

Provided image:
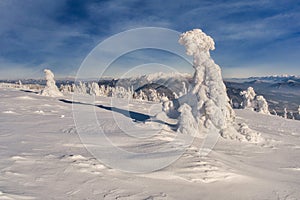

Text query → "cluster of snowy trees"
[60,81,175,103]
[240,87,270,114]
[41,69,188,103]
[0,82,29,89]
[239,86,300,120]
[0,81,44,90]
[282,107,300,120]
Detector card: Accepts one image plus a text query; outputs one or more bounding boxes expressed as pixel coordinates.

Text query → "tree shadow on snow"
[59,99,176,129]
[59,99,150,122]
[20,89,39,94]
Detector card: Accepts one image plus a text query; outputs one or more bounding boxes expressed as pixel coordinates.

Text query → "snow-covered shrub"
[240,87,256,109]
[254,95,270,114]
[177,104,199,136]
[238,123,262,143]
[40,69,63,97]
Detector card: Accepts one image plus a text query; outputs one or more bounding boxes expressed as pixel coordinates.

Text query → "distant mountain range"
[1,73,300,119]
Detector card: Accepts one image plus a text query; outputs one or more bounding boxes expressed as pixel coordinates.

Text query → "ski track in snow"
[0,88,300,199]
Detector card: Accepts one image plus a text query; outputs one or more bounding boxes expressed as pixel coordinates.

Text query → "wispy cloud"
[0,0,299,78]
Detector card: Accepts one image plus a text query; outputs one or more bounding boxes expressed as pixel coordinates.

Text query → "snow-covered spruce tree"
[40,69,63,97]
[175,29,260,142]
[240,87,256,109]
[254,95,270,115]
[298,105,300,116]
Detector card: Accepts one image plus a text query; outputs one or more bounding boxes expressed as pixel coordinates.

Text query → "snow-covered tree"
[272,109,278,116]
[148,89,160,102]
[177,104,198,136]
[283,108,288,119]
[298,105,300,115]
[60,84,72,93]
[179,81,188,97]
[40,69,63,97]
[240,87,256,109]
[133,90,148,101]
[79,81,87,94]
[240,87,270,115]
[89,82,101,96]
[175,29,259,142]
[254,95,270,114]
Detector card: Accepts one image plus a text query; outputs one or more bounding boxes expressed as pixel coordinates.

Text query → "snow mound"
[3,111,16,114]
[61,154,107,175]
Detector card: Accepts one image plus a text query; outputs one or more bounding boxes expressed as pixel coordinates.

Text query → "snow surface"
[1,88,300,199]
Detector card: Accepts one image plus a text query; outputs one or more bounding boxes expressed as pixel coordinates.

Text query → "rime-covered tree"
[177,104,198,136]
[176,29,259,142]
[240,87,270,115]
[40,69,63,97]
[240,87,256,109]
[89,82,101,96]
[254,95,270,114]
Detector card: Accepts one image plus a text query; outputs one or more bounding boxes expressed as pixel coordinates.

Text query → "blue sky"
[0,0,299,79]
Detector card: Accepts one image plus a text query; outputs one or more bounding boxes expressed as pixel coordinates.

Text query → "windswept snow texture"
[1,88,300,199]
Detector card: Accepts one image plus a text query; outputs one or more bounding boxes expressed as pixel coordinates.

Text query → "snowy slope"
[1,88,300,199]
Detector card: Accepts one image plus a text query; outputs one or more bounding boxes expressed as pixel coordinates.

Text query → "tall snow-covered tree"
[176,29,260,142]
[40,69,63,97]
